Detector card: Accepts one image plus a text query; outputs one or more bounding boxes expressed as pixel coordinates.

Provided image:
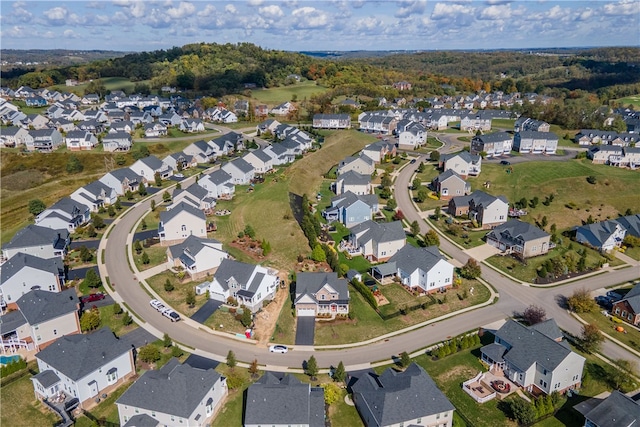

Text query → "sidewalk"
[137,263,168,280]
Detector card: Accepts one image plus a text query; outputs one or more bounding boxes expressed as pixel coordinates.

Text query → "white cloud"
[63,29,79,39]
[113,0,146,18]
[247,0,264,6]
[167,2,195,19]
[395,0,427,18]
[225,4,237,14]
[259,5,284,19]
[486,0,513,4]
[602,0,640,16]
[291,7,330,29]
[479,4,512,20]
[43,6,68,25]
[1,25,28,38]
[431,3,474,20]
[354,16,383,32]
[198,4,216,17]
[43,31,56,39]
[576,8,594,21]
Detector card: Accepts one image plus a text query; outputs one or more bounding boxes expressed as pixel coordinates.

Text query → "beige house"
[295,272,349,318]
[345,220,406,262]
[158,202,207,246]
[486,220,551,259]
[432,170,470,201]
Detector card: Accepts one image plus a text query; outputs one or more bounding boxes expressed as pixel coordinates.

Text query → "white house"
[2,225,70,261]
[513,131,558,154]
[167,235,228,280]
[221,158,255,185]
[163,152,198,172]
[99,168,145,196]
[158,202,207,246]
[34,197,90,232]
[184,139,216,163]
[334,171,372,196]
[0,254,66,308]
[576,220,627,252]
[130,155,172,181]
[65,130,98,151]
[242,149,274,174]
[397,126,427,149]
[170,185,217,213]
[346,220,406,262]
[270,102,295,116]
[337,155,376,176]
[70,180,118,212]
[102,132,132,152]
[32,327,135,408]
[441,151,482,178]
[116,358,227,427]
[197,169,235,199]
[206,259,280,312]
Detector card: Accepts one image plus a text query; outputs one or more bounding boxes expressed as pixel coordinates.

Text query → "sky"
[1,0,639,52]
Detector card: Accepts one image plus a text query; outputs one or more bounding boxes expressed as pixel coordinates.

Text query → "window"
[321,294,325,300]
[181,224,187,231]
[622,311,627,318]
[151,411,156,417]
[107,368,118,384]
[37,336,41,341]
[436,413,440,419]
[543,369,547,375]
[53,330,57,335]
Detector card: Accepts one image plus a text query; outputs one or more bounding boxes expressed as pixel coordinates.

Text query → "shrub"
[164,279,174,292]
[323,383,341,405]
[138,344,161,363]
[351,279,377,309]
[586,175,597,185]
[122,311,133,326]
[112,302,123,315]
[171,346,184,358]
[80,309,101,332]
[0,357,27,377]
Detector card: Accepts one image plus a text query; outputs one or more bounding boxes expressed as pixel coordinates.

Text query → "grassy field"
[49,77,149,95]
[74,380,132,427]
[468,160,640,231]
[133,243,167,271]
[97,304,138,337]
[272,292,296,344]
[250,80,328,105]
[617,95,640,108]
[314,279,490,345]
[1,375,60,427]
[579,310,640,353]
[204,307,248,335]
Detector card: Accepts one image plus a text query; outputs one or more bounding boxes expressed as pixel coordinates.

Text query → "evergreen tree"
[163,333,172,348]
[185,288,196,307]
[400,351,411,368]
[141,251,150,264]
[227,350,237,369]
[112,302,123,315]
[333,361,346,383]
[164,278,174,292]
[122,311,133,326]
[28,199,46,216]
[306,355,318,380]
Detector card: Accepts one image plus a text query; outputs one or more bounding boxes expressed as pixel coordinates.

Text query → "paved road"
[100,131,640,369]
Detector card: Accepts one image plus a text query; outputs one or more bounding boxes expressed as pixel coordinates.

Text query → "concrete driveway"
[190,300,222,324]
[464,244,502,262]
[295,317,316,346]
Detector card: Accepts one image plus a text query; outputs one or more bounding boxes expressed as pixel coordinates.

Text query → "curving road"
[100,140,640,369]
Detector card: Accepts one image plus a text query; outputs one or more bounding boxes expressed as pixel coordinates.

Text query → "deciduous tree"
[28,199,46,216]
[522,305,547,325]
[581,323,603,353]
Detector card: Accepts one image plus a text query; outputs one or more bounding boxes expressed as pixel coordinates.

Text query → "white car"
[269,345,288,353]
[162,308,181,322]
[174,173,184,178]
[150,299,164,311]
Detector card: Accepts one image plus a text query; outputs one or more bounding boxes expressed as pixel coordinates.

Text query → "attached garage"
[297,307,316,317]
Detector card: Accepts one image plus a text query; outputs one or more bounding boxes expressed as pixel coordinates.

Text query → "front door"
[88,380,98,397]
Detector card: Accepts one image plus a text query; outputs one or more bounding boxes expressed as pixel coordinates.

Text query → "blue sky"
[1,1,638,52]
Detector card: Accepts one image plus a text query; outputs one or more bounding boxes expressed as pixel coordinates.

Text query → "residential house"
[2,225,70,261]
[397,124,427,149]
[25,96,47,107]
[144,122,168,138]
[613,214,640,238]
[431,170,471,201]
[78,119,105,135]
[392,81,412,91]
[584,390,640,427]
[221,158,255,185]
[65,130,98,151]
[171,185,217,213]
[334,171,372,196]
[346,220,406,262]
[99,168,145,196]
[448,190,509,229]
[180,118,205,133]
[312,114,351,129]
[264,143,295,166]
[587,145,623,165]
[70,180,118,212]
[612,283,640,326]
[158,202,207,246]
[294,272,349,317]
[441,151,482,178]
[358,114,398,135]
[270,102,295,116]
[102,132,132,152]
[167,235,228,280]
[471,132,513,157]
[243,149,274,174]
[11,289,80,350]
[35,198,90,232]
[575,220,627,252]
[116,358,227,426]
[209,132,242,157]
[361,141,396,164]
[109,121,135,134]
[51,118,76,133]
[337,155,376,176]
[33,327,135,408]
[163,151,198,172]
[197,169,235,199]
[130,155,172,181]
[184,140,216,163]
[0,126,30,147]
[323,191,379,227]
[460,115,492,131]
[233,100,249,115]
[206,259,279,312]
[515,117,550,133]
[244,372,325,427]
[622,146,640,168]
[372,245,454,293]
[1,253,65,308]
[486,220,551,259]
[480,319,585,395]
[129,111,153,125]
[513,131,558,154]
[158,112,183,126]
[26,129,63,152]
[350,363,455,427]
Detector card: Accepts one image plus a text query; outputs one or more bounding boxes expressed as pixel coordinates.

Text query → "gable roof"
[106,167,142,182]
[613,214,640,238]
[3,225,69,250]
[167,235,222,259]
[338,170,371,186]
[442,151,481,165]
[134,155,165,171]
[225,157,254,174]
[473,131,512,144]
[205,169,233,185]
[434,169,466,184]
[585,390,640,427]
[295,272,349,303]
[160,202,206,224]
[576,220,624,247]
[486,220,549,244]
[387,245,446,275]
[213,259,259,291]
[117,358,222,418]
[618,283,640,314]
[245,372,325,427]
[1,253,64,283]
[349,220,406,244]
[351,363,454,426]
[331,191,378,210]
[36,327,131,380]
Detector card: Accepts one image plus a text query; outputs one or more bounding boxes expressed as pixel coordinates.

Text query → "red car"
[81,293,105,304]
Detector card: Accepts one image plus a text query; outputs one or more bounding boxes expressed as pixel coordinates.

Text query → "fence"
[462,372,497,403]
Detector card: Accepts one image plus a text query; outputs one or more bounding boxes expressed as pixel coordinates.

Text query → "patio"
[462,369,518,403]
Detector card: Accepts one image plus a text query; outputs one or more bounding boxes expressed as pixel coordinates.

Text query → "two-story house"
[159,202,207,246]
[513,131,558,154]
[167,235,228,280]
[242,149,274,174]
[170,185,217,213]
[323,192,379,227]
[197,169,235,199]
[441,151,482,178]
[448,190,509,229]
[2,225,70,261]
[486,220,551,259]
[346,220,406,262]
[334,171,372,196]
[99,168,145,196]
[221,158,255,185]
[584,390,640,427]
[35,198,90,232]
[102,131,132,152]
[312,113,351,129]
[65,130,98,151]
[337,155,376,176]
[612,283,640,327]
[470,132,513,157]
[575,220,627,252]
[431,170,471,201]
[0,254,66,308]
[70,180,118,212]
[130,155,172,181]
[295,272,349,318]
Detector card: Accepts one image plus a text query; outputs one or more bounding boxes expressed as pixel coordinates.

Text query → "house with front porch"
[351,363,455,427]
[294,272,349,318]
[323,192,379,227]
[2,225,70,261]
[116,358,227,427]
[70,180,118,212]
[0,253,66,308]
[184,139,216,163]
[441,151,482,178]
[431,170,470,201]
[486,220,551,259]
[575,220,627,252]
[334,171,372,196]
[167,235,228,280]
[159,202,207,246]
[197,169,235,199]
[480,319,585,395]
[206,259,279,312]
[470,132,513,157]
[372,245,454,293]
[163,151,198,172]
[612,283,640,326]
[448,190,509,229]
[34,197,90,232]
[345,220,406,262]
[33,327,135,409]
[179,118,205,133]
[99,168,145,196]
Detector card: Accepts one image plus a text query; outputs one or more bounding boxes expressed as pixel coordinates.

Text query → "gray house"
[245,372,325,427]
[584,390,640,427]
[34,197,91,232]
[221,158,255,185]
[99,168,145,196]
[432,170,470,201]
[334,171,372,196]
[513,131,558,154]
[2,224,70,261]
[350,363,455,427]
[117,358,227,426]
[470,132,513,157]
[295,272,350,318]
[323,191,379,227]
[1,253,66,308]
[486,219,551,259]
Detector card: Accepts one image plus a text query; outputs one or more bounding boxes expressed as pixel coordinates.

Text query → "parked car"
[174,173,184,178]
[606,291,623,301]
[269,345,288,353]
[594,295,612,309]
[162,308,181,322]
[410,159,416,164]
[500,160,511,165]
[150,299,165,311]
[81,293,105,304]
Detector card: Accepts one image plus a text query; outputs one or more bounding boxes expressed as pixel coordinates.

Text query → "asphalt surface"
[190,300,222,324]
[119,327,157,349]
[100,134,640,369]
[295,317,316,346]
[69,239,101,250]
[68,265,98,281]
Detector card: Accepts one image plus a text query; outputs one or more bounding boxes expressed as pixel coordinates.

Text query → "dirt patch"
[437,365,477,383]
[253,274,289,346]
[228,237,266,262]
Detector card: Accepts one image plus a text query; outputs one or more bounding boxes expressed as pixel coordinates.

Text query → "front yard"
[578,310,640,353]
[147,272,208,317]
[133,243,167,271]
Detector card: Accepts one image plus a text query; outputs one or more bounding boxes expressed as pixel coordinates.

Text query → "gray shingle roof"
[486,220,549,245]
[116,358,222,418]
[0,309,27,333]
[331,191,378,210]
[107,167,142,182]
[226,157,254,174]
[3,225,69,250]
[516,130,558,140]
[206,169,232,185]
[434,169,465,184]
[32,370,61,388]
[167,235,222,259]
[135,155,165,170]
[16,288,78,325]
[349,220,405,245]
[160,202,206,224]
[248,148,273,163]
[614,214,640,238]
[442,151,480,165]
[46,197,89,217]
[36,327,131,381]
[173,184,208,201]
[576,220,624,248]
[351,363,454,426]
[338,171,371,186]
[585,390,640,427]
[245,372,325,426]
[122,413,160,427]
[295,272,349,303]
[473,131,512,144]
[213,259,257,292]
[618,283,640,314]
[1,252,64,283]
[387,245,445,275]
[529,318,563,341]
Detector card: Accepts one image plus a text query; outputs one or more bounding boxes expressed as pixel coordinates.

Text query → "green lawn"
[273,292,296,344]
[251,80,329,105]
[485,240,623,283]
[621,244,640,261]
[579,310,640,353]
[314,279,490,345]
[49,77,149,95]
[73,380,133,427]
[429,216,489,249]
[147,272,208,317]
[204,307,248,335]
[0,375,60,427]
[133,243,167,271]
[98,304,138,337]
[616,95,640,108]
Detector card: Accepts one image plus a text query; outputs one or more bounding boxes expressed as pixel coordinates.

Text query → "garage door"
[297,308,316,317]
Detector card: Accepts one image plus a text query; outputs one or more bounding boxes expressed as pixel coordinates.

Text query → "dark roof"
[167,235,222,259]
[16,288,78,325]
[349,220,406,244]
[173,184,208,201]
[434,169,465,184]
[116,358,222,418]
[225,157,254,174]
[338,171,371,186]
[442,151,481,165]
[576,220,624,248]
[3,225,69,250]
[45,197,89,216]
[331,191,378,210]
[473,131,512,144]
[160,202,206,224]
[516,130,558,140]
[486,220,549,244]
[0,309,28,333]
[32,370,61,389]
[244,372,325,427]
[1,253,64,283]
[529,318,563,341]
[106,167,141,182]
[387,245,446,275]
[213,259,258,292]
[122,413,160,427]
[36,327,131,381]
[618,283,640,314]
[205,169,232,185]
[351,363,454,425]
[585,390,640,427]
[295,271,349,303]
[480,343,506,363]
[134,155,165,171]
[614,214,640,238]
[468,190,508,208]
